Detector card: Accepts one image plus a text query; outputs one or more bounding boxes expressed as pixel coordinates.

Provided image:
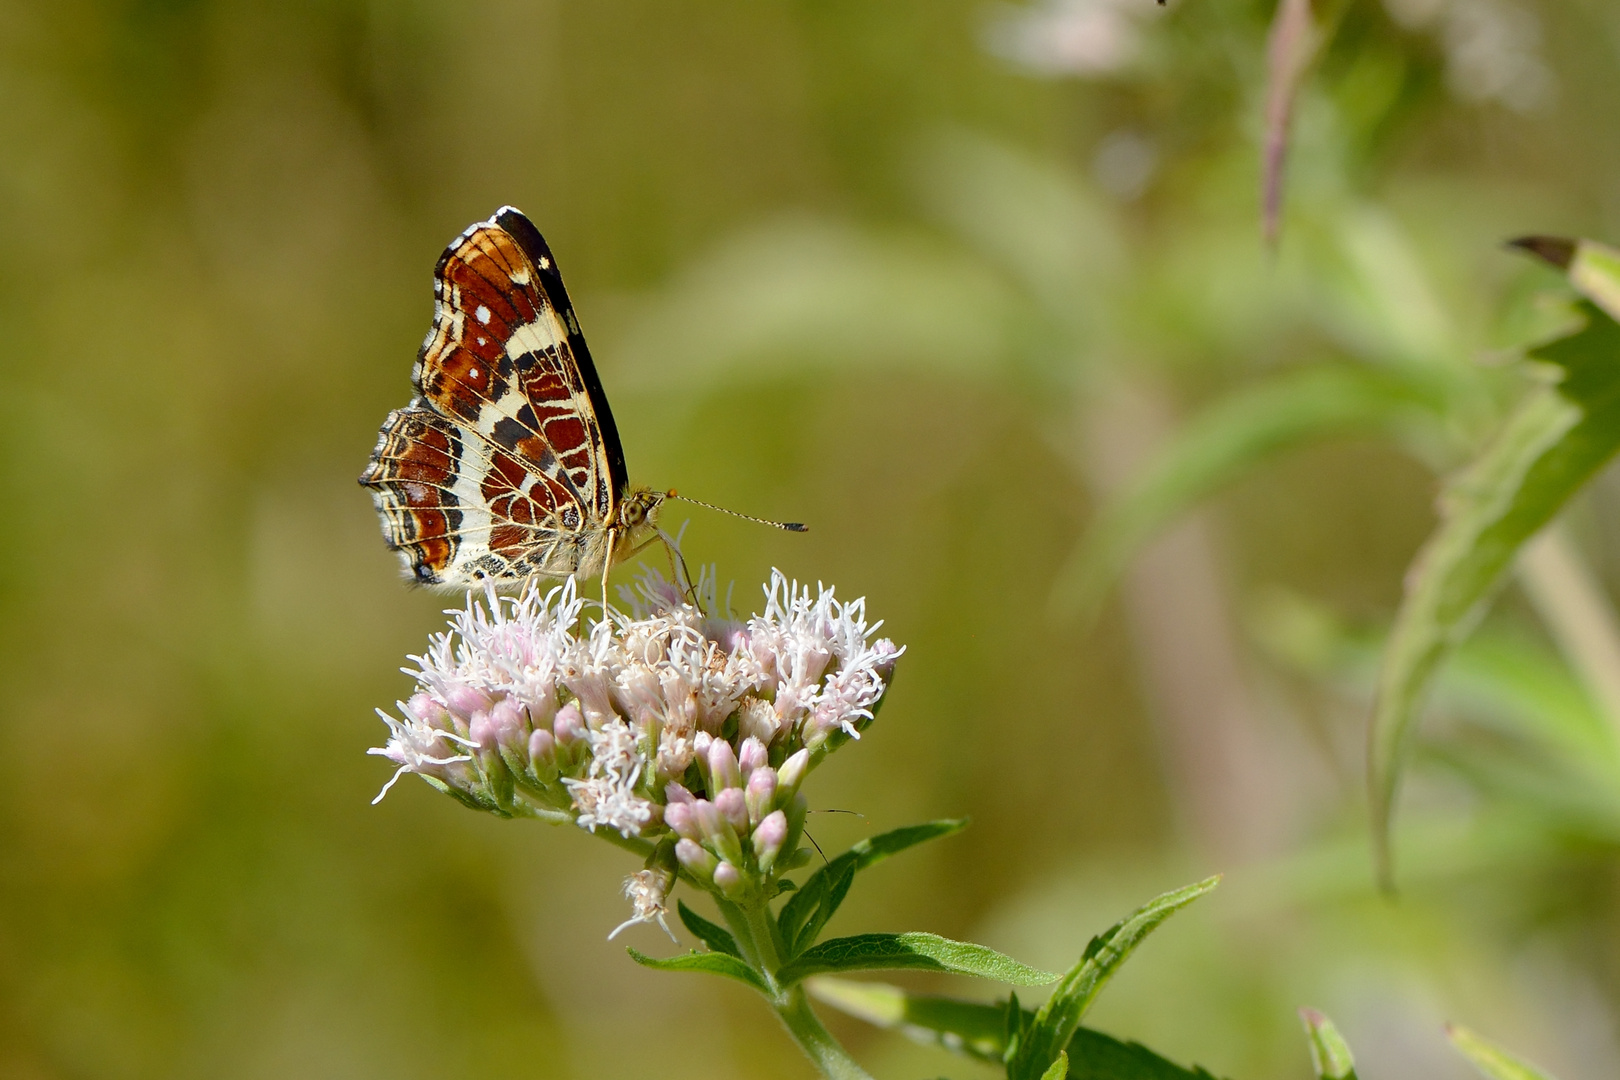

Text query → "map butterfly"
[360,207,803,589]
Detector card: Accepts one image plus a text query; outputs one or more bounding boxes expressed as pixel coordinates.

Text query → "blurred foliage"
[6,0,1620,1078]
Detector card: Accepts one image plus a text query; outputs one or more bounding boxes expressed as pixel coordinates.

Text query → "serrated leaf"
[676,900,741,959]
[1007,876,1221,1080]
[1298,1008,1358,1079]
[777,932,1057,987]
[779,820,969,956]
[1369,300,1620,887]
[1054,366,1440,621]
[1447,1024,1561,1080]
[626,947,767,993]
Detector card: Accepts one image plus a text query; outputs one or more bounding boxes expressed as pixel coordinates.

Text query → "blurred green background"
[5,0,1620,1077]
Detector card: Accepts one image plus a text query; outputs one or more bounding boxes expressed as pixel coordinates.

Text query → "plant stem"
[727,893,874,1080]
[773,983,876,1080]
[1519,522,1620,740]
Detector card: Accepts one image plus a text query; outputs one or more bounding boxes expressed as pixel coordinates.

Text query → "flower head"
[369,567,903,931]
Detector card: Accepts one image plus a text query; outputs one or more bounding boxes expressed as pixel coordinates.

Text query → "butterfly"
[360,206,803,589]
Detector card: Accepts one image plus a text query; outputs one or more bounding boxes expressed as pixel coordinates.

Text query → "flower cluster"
[369,568,902,929]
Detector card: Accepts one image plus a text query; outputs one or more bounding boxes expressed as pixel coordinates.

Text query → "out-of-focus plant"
[1364,241,1620,885]
[1290,1007,1569,1080]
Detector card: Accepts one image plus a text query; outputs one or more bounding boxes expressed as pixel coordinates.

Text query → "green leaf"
[1511,237,1620,324]
[1447,1024,1562,1080]
[805,977,1010,1062]
[1369,300,1620,887]
[778,820,968,956]
[777,932,1057,987]
[1007,876,1221,1080]
[1054,366,1442,621]
[806,978,1226,1078]
[778,863,854,959]
[676,900,741,959]
[626,947,767,993]
[1062,1029,1224,1080]
[1298,1008,1359,1080]
[1040,1051,1070,1080]
[1066,1028,1225,1080]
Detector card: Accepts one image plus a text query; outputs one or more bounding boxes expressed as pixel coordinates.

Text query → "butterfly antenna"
[666,491,809,532]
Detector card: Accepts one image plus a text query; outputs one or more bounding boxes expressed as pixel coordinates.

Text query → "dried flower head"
[369,567,903,931]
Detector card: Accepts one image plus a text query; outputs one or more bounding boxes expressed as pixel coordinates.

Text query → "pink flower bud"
[872,638,901,679]
[707,738,742,793]
[692,731,715,790]
[468,711,498,750]
[445,684,493,718]
[715,787,749,833]
[776,748,810,797]
[694,800,743,864]
[552,702,586,746]
[407,692,450,729]
[745,766,777,826]
[664,782,696,805]
[693,799,725,840]
[676,838,717,880]
[665,801,699,840]
[488,698,527,749]
[527,728,556,765]
[752,810,788,870]
[737,736,768,778]
[713,860,742,896]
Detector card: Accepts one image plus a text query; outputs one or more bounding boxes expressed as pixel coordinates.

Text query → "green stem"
[726,893,873,1080]
[773,984,875,1080]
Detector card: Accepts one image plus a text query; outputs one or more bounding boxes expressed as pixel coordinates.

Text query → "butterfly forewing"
[361,207,632,586]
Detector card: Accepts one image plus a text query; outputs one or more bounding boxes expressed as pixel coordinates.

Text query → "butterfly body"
[361,207,666,588]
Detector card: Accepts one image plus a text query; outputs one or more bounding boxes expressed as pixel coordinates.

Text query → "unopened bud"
[692,731,715,789]
[776,748,811,799]
[664,782,696,805]
[665,801,699,840]
[707,738,743,794]
[694,800,743,864]
[715,787,749,833]
[745,766,777,826]
[468,711,498,751]
[553,702,586,745]
[445,684,493,717]
[676,838,718,880]
[488,698,527,746]
[407,692,450,730]
[527,728,556,766]
[737,736,768,778]
[752,810,788,871]
[713,860,743,897]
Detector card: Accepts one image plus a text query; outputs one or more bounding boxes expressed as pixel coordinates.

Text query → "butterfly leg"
[600,528,618,618]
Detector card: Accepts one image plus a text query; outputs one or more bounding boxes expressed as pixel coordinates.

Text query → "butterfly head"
[616,486,671,535]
